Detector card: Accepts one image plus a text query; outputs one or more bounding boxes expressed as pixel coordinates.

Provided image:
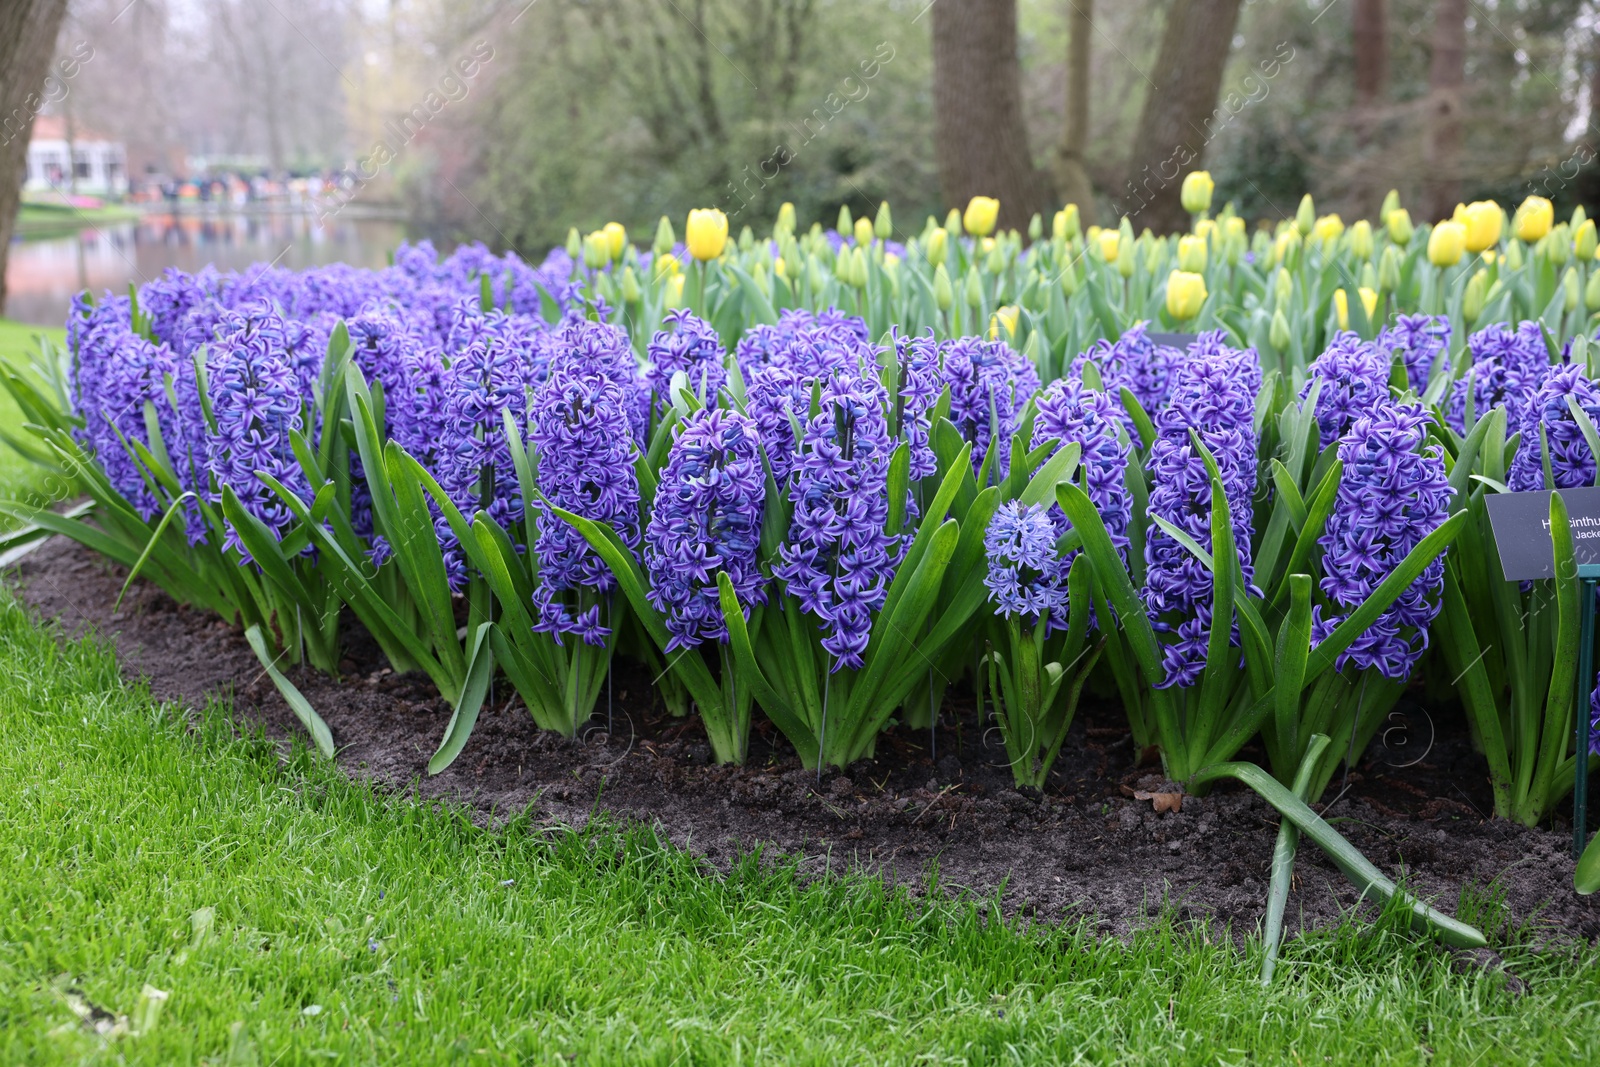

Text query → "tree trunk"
[1352,0,1388,135]
[1422,0,1466,222]
[0,0,71,314]
[931,0,1051,232]
[1123,0,1244,234]
[1052,0,1096,225]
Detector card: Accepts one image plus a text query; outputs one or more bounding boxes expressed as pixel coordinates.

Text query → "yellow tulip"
[775,201,796,235]
[602,221,627,260]
[654,252,681,279]
[1096,229,1120,262]
[1166,270,1207,321]
[1055,203,1081,241]
[926,226,949,267]
[853,216,875,249]
[1514,196,1554,243]
[1180,170,1215,215]
[582,230,609,269]
[1577,219,1598,260]
[989,304,1020,340]
[1313,214,1345,244]
[1274,229,1301,266]
[665,273,687,309]
[1427,221,1467,267]
[1224,216,1246,239]
[1177,234,1208,273]
[963,196,1000,237]
[874,201,893,239]
[1348,219,1373,259]
[773,256,787,280]
[1460,200,1503,252]
[1386,208,1414,246]
[1295,194,1316,236]
[1333,286,1379,328]
[1195,218,1217,243]
[685,208,729,261]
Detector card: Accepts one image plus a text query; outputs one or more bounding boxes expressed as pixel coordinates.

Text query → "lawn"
[0,319,68,524]
[0,324,1597,1065]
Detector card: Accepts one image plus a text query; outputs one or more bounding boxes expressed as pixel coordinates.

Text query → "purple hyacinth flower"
[1376,314,1451,394]
[1301,332,1392,448]
[984,501,1066,624]
[939,335,1040,480]
[1506,363,1600,492]
[646,310,727,418]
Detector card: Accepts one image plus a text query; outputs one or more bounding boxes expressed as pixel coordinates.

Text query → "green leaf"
[1189,760,1487,949]
[1261,734,1333,985]
[243,624,334,758]
[1273,575,1314,774]
[1579,827,1600,894]
[428,623,496,775]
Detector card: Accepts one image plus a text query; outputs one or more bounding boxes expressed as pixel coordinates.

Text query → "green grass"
[0,319,67,520]
[0,588,1596,1064]
[15,200,142,239]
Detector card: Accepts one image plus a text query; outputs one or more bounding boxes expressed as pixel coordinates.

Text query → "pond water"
[4,212,410,328]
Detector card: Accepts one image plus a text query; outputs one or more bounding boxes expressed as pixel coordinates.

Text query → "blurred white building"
[24,115,128,196]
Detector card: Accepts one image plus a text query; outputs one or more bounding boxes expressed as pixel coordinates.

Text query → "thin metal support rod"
[1574,576,1596,858]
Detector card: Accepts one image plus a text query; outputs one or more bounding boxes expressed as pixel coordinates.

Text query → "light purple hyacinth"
[1311,401,1450,680]
[528,369,642,646]
[646,310,727,418]
[734,307,871,380]
[773,372,901,671]
[644,407,767,651]
[939,335,1040,480]
[1506,363,1600,492]
[542,316,648,443]
[984,500,1066,624]
[1069,321,1181,424]
[76,324,181,522]
[1375,314,1451,394]
[204,303,312,562]
[1300,332,1392,448]
[892,329,943,480]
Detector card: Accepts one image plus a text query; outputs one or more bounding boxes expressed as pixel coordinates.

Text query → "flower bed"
[8,186,1600,959]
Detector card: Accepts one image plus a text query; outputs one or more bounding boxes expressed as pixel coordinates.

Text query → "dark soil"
[10,535,1600,947]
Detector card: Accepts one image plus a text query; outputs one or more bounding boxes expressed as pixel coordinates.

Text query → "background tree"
[1052,0,1095,223]
[1123,0,1245,233]
[1421,0,1466,221]
[931,0,1051,231]
[0,0,70,312]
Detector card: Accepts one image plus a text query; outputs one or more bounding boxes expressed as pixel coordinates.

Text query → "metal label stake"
[1576,565,1599,857]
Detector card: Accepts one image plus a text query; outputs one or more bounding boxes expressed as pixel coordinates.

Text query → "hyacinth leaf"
[1117,386,1158,453]
[717,571,815,766]
[427,622,496,775]
[1435,565,1513,815]
[1018,442,1082,509]
[1189,760,1487,949]
[1564,396,1600,487]
[115,492,195,612]
[220,486,313,607]
[874,442,971,632]
[1443,405,1505,504]
[243,624,334,759]
[1579,830,1600,895]
[1145,512,1272,697]
[1272,576,1314,780]
[724,264,780,326]
[1261,733,1333,985]
[1271,459,1343,610]
[1270,460,1308,534]
[1528,490,1581,821]
[1056,482,1164,684]
[886,442,912,535]
[0,500,142,570]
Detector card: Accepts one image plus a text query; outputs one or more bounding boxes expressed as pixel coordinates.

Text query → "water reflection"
[5,212,410,327]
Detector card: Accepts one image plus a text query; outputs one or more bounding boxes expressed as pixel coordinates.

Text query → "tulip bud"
[1377,245,1402,293]
[989,304,1020,340]
[1270,307,1292,351]
[1578,219,1599,261]
[836,204,853,236]
[654,215,676,255]
[926,226,949,268]
[620,265,641,304]
[665,273,686,309]
[963,195,1000,237]
[1358,286,1379,323]
[1360,262,1377,291]
[1586,269,1600,313]
[1461,201,1504,252]
[1056,203,1081,241]
[807,254,827,292]
[773,256,787,280]
[739,225,756,252]
[853,216,874,249]
[1273,267,1293,308]
[1505,240,1524,271]
[775,201,796,236]
[1025,213,1042,242]
[1462,268,1489,324]
[653,252,681,280]
[1096,229,1119,263]
[1349,219,1374,260]
[1515,196,1554,243]
[833,245,853,283]
[685,208,729,261]
[1379,189,1401,222]
[1564,266,1581,312]
[1333,288,1351,331]
[1177,233,1208,273]
[1386,208,1413,246]
[1274,229,1301,268]
[583,230,609,269]
[1313,214,1345,245]
[964,265,983,308]
[1116,232,1137,279]
[602,221,627,261]
[867,200,890,240]
[1181,170,1215,215]
[1166,270,1207,321]
[566,227,582,260]
[984,241,1006,274]
[933,263,954,311]
[1059,261,1081,296]
[1545,223,1573,266]
[1296,193,1316,236]
[1427,221,1466,267]
[850,247,869,289]
[945,208,963,237]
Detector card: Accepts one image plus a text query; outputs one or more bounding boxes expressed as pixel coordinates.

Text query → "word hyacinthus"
[645,408,767,651]
[774,373,900,671]
[1314,401,1450,680]
[529,369,641,645]
[205,304,312,562]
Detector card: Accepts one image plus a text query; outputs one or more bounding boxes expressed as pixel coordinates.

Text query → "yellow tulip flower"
[602,221,627,261]
[1166,270,1207,321]
[685,208,729,261]
[1459,201,1503,253]
[1386,208,1414,246]
[1313,214,1345,244]
[963,196,1000,237]
[654,252,681,279]
[1514,196,1554,243]
[925,227,949,267]
[1180,170,1214,215]
[989,304,1020,340]
[1177,234,1208,273]
[1427,221,1467,267]
[1333,287,1379,330]
[1097,229,1120,262]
